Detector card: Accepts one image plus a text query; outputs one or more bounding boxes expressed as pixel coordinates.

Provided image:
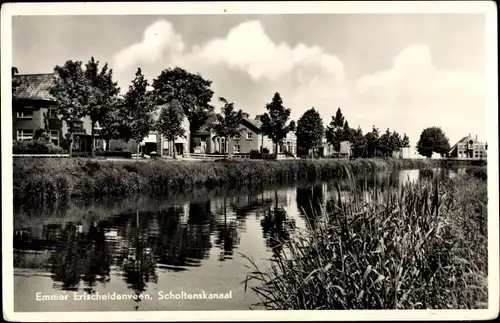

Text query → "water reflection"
[13,167,465,310]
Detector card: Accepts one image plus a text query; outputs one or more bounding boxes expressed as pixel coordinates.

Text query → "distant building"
[322,139,351,158]
[12,73,102,153]
[393,147,412,159]
[449,134,487,159]
[339,141,352,158]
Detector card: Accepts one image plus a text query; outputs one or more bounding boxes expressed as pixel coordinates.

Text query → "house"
[449,134,487,159]
[192,115,296,156]
[108,104,191,157]
[12,73,102,153]
[191,124,215,154]
[276,130,298,156]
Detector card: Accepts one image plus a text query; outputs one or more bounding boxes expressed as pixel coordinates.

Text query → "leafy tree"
[390,131,402,150]
[260,93,296,159]
[378,128,394,157]
[296,107,324,158]
[350,126,367,158]
[325,108,346,154]
[212,97,244,159]
[402,133,410,148]
[83,57,120,157]
[152,67,215,148]
[332,107,345,129]
[364,126,380,158]
[416,127,451,158]
[342,120,352,142]
[50,57,120,157]
[51,60,89,157]
[156,100,186,159]
[97,96,127,150]
[121,68,157,156]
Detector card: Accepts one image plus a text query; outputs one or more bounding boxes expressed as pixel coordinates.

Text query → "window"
[246,132,253,140]
[50,130,59,146]
[234,144,241,153]
[234,134,240,141]
[48,107,58,118]
[17,106,33,119]
[17,129,33,141]
[70,121,85,134]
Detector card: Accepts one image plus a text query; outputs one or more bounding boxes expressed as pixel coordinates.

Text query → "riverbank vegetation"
[243,172,488,309]
[13,157,484,208]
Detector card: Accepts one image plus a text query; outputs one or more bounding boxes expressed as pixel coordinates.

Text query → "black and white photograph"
[2,1,498,321]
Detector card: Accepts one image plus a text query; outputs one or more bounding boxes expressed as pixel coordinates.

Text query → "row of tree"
[13,57,452,159]
[294,107,411,158]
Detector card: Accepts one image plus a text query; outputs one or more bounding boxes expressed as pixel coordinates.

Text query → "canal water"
[13,168,464,311]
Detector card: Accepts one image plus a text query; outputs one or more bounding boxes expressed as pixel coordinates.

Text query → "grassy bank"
[13,157,483,208]
[243,173,488,309]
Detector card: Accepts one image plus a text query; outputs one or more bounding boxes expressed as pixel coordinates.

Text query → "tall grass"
[13,157,475,208]
[243,173,488,309]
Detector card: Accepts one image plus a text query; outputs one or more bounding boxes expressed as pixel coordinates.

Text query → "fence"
[189,153,250,160]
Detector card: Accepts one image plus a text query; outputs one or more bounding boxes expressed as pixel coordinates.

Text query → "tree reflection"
[49,222,111,292]
[214,198,240,261]
[153,203,213,270]
[118,211,157,310]
[260,190,293,255]
[296,184,324,230]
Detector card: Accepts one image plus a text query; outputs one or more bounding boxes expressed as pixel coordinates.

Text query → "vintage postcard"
[1,1,498,321]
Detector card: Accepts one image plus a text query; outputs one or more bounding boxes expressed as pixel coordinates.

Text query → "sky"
[12,14,488,154]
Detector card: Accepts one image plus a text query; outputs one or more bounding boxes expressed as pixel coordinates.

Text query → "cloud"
[189,20,345,86]
[112,19,348,121]
[113,20,185,70]
[354,44,486,147]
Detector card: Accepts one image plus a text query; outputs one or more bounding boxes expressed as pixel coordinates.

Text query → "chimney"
[255,115,262,121]
[475,134,478,141]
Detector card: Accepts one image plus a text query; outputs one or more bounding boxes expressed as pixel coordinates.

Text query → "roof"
[449,134,485,153]
[241,118,262,132]
[13,73,55,101]
[456,135,474,144]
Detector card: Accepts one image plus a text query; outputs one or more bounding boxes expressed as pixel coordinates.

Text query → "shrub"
[465,166,487,180]
[249,149,262,159]
[13,139,67,154]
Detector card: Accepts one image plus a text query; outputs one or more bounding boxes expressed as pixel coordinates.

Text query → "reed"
[13,157,478,208]
[243,173,488,309]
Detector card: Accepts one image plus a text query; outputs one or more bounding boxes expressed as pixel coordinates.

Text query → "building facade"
[194,115,296,156]
[449,134,487,159]
[12,73,100,153]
